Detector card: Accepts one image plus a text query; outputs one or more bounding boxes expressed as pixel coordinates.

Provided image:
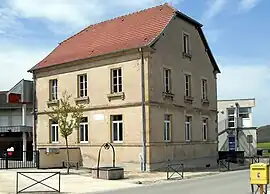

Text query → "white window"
[201,79,208,100]
[163,68,171,93]
[185,74,191,97]
[78,74,87,97]
[164,114,171,141]
[185,116,191,141]
[227,108,235,128]
[112,115,123,142]
[183,33,190,54]
[51,121,59,143]
[50,79,58,100]
[202,118,208,141]
[79,117,88,143]
[111,68,122,93]
[239,107,250,118]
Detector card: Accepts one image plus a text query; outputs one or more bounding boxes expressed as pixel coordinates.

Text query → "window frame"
[163,68,172,94]
[78,74,88,98]
[79,117,89,143]
[227,108,235,128]
[201,79,208,100]
[51,121,59,143]
[239,107,250,119]
[49,79,58,101]
[184,74,191,97]
[111,115,123,143]
[202,117,208,141]
[183,32,191,54]
[111,68,123,94]
[164,114,171,142]
[185,116,191,142]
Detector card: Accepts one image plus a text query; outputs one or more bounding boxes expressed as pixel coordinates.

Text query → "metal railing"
[218,159,230,171]
[0,151,39,169]
[166,163,184,180]
[16,171,60,193]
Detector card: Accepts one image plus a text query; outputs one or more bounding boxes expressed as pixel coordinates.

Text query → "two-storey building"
[28,3,220,171]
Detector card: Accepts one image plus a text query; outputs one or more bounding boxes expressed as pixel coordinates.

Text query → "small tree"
[46,91,84,174]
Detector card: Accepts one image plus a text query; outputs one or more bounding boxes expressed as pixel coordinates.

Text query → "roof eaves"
[175,11,203,27]
[196,26,221,73]
[29,46,149,73]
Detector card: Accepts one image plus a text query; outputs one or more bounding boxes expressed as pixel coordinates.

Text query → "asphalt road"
[94,170,256,194]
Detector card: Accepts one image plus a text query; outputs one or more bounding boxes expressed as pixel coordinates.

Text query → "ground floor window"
[185,116,191,141]
[164,114,171,141]
[80,117,89,143]
[112,115,123,142]
[51,121,59,143]
[202,118,208,141]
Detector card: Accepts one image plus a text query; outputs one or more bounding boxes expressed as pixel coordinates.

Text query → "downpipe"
[139,47,147,172]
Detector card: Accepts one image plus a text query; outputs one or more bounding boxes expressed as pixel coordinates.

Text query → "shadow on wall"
[39,147,83,169]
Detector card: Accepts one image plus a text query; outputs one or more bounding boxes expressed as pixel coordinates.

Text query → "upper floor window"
[49,79,58,100]
[111,115,123,143]
[239,107,250,119]
[183,32,190,54]
[201,79,208,99]
[111,68,122,93]
[164,114,171,141]
[51,120,59,143]
[202,118,208,141]
[185,116,192,141]
[185,74,191,97]
[79,117,88,143]
[163,68,172,93]
[227,108,235,128]
[78,74,87,97]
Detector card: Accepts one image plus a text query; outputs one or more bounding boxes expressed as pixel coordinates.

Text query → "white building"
[217,98,256,156]
[0,79,33,162]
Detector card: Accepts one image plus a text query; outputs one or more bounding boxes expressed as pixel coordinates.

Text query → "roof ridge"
[60,3,172,44]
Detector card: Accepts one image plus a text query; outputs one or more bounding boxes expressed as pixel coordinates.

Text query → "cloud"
[201,0,229,22]
[238,0,261,11]
[0,43,50,91]
[3,0,181,35]
[217,57,270,126]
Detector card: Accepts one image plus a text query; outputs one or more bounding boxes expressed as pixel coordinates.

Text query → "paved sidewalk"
[0,168,219,194]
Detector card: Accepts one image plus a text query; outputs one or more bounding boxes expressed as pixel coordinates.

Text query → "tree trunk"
[65,137,70,174]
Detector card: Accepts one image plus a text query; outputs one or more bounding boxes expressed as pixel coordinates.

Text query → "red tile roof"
[29,3,220,73]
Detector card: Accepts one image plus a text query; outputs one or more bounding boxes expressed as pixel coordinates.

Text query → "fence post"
[5,152,8,169]
[36,151,40,169]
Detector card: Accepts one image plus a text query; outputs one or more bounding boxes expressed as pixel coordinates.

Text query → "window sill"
[182,52,192,60]
[74,96,90,104]
[201,98,209,106]
[163,92,174,100]
[185,140,191,142]
[79,141,89,144]
[184,96,194,104]
[107,92,125,101]
[51,141,59,144]
[112,141,123,144]
[47,99,59,107]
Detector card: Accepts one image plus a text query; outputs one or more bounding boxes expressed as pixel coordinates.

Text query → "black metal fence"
[16,171,60,193]
[0,151,39,169]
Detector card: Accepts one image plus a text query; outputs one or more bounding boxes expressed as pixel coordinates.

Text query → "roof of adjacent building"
[29,3,220,73]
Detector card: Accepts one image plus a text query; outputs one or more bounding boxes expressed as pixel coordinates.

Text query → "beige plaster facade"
[34,15,219,171]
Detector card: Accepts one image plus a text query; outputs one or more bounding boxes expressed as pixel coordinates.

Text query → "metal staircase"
[218,117,257,156]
